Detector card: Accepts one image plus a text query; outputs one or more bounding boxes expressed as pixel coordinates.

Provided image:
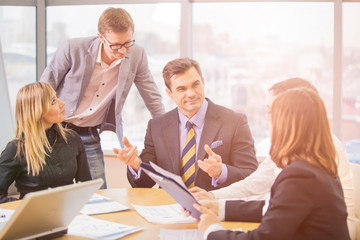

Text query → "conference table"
[0,188,260,239]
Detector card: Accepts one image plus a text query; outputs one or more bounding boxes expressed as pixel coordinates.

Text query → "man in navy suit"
[114,58,257,191]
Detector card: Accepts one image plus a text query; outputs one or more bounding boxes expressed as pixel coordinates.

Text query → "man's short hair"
[98,7,134,35]
[269,78,318,96]
[162,58,203,90]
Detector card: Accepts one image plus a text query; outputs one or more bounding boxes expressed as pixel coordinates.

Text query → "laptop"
[0,178,103,240]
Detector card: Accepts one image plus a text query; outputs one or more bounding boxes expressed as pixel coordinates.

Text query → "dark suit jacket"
[210,160,350,240]
[127,99,258,191]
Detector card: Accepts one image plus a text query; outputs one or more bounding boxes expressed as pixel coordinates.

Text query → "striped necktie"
[181,120,196,188]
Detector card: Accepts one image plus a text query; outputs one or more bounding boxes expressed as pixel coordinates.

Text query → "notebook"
[0,178,103,240]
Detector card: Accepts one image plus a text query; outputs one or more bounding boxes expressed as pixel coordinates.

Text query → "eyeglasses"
[102,35,135,51]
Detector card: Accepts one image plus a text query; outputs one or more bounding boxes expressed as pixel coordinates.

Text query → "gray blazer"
[40,36,164,144]
[128,99,258,191]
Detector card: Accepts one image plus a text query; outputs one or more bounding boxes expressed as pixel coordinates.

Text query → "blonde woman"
[0,82,91,203]
[194,88,350,240]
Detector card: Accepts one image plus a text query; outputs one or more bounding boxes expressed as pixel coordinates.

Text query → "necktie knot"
[186,120,194,130]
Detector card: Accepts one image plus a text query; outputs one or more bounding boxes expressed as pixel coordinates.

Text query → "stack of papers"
[80,193,129,215]
[68,215,142,239]
[132,203,197,224]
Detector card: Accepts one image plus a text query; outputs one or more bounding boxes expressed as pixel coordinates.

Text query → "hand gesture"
[197,144,223,178]
[189,186,215,201]
[198,199,219,216]
[113,136,141,171]
[193,201,221,234]
[184,198,219,219]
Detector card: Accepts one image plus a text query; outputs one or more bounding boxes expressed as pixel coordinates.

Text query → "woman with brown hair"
[194,87,350,240]
[0,82,91,203]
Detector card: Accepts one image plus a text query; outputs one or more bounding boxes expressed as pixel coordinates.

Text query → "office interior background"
[0,0,359,159]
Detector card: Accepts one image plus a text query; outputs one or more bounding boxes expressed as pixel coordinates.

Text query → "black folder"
[140,162,201,220]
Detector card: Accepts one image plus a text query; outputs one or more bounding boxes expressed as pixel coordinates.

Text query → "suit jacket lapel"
[116,57,129,100]
[197,100,221,172]
[162,109,181,174]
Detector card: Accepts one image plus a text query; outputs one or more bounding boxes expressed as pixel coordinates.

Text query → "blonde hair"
[98,7,134,35]
[14,82,69,176]
[269,88,338,177]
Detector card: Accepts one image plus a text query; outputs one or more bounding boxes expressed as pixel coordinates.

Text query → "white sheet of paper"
[68,215,142,240]
[80,193,129,215]
[0,209,15,223]
[132,203,197,224]
[159,228,204,240]
[0,208,15,231]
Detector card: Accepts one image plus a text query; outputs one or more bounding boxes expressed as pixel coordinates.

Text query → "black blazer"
[127,99,258,191]
[0,125,91,203]
[210,160,350,240]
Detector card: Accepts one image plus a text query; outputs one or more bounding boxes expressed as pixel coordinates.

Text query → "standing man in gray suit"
[40,7,164,188]
[114,58,258,191]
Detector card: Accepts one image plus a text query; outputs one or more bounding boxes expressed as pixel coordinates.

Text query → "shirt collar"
[46,123,61,138]
[178,98,208,130]
[97,42,122,68]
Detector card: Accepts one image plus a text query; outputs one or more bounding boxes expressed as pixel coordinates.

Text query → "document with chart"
[68,215,142,239]
[132,203,197,224]
[80,193,129,215]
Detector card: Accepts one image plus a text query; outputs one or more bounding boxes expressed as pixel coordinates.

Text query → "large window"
[1,1,359,155]
[47,3,180,151]
[193,2,333,155]
[343,3,360,144]
[0,6,36,115]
